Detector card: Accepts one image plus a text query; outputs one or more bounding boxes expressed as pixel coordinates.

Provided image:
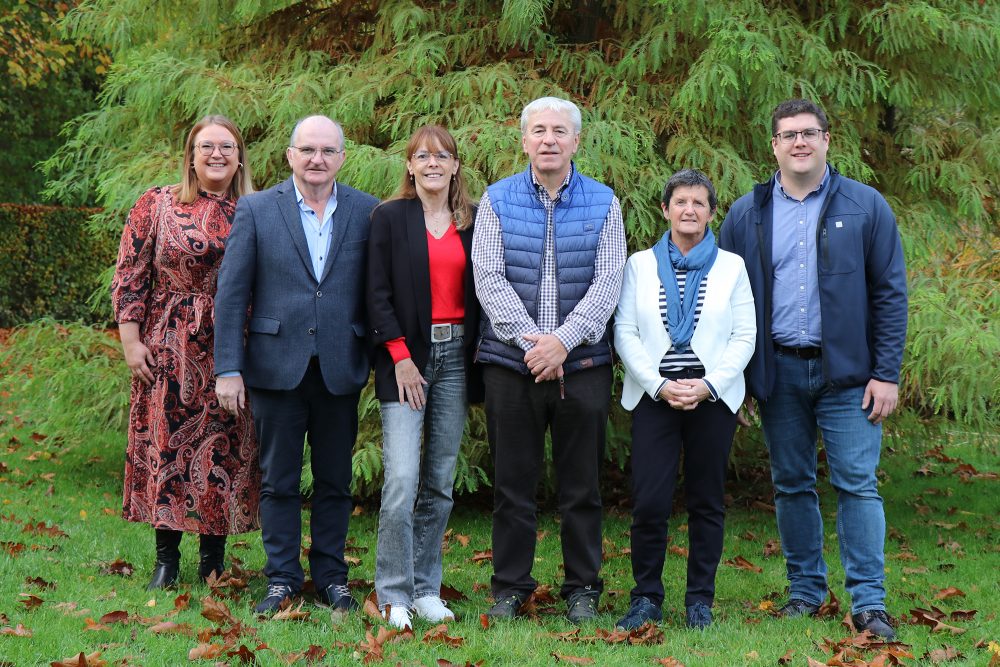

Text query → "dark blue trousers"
[249,361,359,591]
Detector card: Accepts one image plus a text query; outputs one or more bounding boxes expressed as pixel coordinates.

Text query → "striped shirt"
[472,166,627,353]
[659,270,706,372]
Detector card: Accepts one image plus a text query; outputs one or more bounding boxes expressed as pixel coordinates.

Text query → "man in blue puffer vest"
[719,99,907,640]
[472,97,626,624]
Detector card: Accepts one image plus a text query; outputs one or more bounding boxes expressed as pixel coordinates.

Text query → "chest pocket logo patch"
[835,220,843,228]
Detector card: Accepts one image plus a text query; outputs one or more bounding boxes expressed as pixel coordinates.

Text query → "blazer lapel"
[320,184,352,284]
[276,178,316,279]
[406,198,433,338]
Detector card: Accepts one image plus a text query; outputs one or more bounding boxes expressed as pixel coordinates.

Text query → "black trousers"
[484,364,612,600]
[629,393,737,607]
[249,362,359,591]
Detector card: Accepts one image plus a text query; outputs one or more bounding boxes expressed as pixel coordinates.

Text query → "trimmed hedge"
[0,204,116,327]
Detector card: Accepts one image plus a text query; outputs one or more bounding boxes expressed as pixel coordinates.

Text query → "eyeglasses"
[411,150,453,163]
[528,127,572,139]
[196,142,237,156]
[291,146,344,159]
[773,128,825,144]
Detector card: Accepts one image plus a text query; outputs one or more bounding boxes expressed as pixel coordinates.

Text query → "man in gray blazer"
[214,115,378,614]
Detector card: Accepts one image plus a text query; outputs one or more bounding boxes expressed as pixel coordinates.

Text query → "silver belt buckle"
[431,324,452,342]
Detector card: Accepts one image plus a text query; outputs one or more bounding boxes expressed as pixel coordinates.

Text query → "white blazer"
[614,247,756,412]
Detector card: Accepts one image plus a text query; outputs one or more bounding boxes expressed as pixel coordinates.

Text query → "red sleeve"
[384,337,411,363]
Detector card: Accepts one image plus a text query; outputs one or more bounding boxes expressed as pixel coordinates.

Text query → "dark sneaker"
[615,596,662,630]
[255,583,296,614]
[317,583,359,612]
[777,598,820,618]
[486,594,526,619]
[852,609,896,641]
[686,601,713,629]
[565,589,600,625]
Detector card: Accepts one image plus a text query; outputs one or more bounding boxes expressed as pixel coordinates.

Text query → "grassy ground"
[1,337,998,666]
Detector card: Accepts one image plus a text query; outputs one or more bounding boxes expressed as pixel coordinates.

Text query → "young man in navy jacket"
[719,99,907,640]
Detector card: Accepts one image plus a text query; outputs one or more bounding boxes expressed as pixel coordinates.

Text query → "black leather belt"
[774,343,822,359]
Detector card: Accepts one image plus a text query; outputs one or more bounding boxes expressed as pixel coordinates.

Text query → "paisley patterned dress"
[112,186,260,535]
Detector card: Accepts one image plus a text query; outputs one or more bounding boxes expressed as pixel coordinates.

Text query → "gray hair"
[661,169,718,213]
[289,115,345,148]
[520,97,582,135]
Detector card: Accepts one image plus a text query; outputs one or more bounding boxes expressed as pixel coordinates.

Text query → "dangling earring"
[238,162,244,168]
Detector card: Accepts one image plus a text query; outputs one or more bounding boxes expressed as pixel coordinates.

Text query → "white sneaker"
[384,605,412,629]
[413,596,455,622]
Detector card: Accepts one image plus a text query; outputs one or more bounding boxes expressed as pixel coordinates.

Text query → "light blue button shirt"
[294,180,338,281]
[771,168,829,348]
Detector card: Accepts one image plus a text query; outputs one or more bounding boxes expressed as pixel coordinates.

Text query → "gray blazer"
[214,177,379,394]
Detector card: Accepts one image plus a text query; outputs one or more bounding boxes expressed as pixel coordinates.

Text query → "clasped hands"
[522,333,567,383]
[658,378,710,410]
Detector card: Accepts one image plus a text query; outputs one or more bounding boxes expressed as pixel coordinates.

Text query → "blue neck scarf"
[652,227,718,352]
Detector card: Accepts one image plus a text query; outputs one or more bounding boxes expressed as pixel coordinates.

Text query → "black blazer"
[366,197,483,403]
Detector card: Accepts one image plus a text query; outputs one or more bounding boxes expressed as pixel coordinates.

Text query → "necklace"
[423,208,453,237]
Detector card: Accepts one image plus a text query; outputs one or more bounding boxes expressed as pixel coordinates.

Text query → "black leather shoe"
[852,609,896,641]
[777,598,820,618]
[254,583,297,614]
[485,593,526,619]
[198,534,226,581]
[316,583,359,611]
[147,529,182,591]
[565,588,600,625]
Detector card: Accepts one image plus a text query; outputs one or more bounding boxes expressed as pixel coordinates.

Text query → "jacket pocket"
[248,316,280,335]
[819,216,861,275]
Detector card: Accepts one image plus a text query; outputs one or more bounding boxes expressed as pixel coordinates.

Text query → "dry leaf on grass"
[1,624,32,637]
[98,610,129,625]
[188,643,226,659]
[98,559,134,577]
[147,621,192,635]
[19,593,43,610]
[49,652,107,667]
[201,595,237,625]
[422,624,464,647]
[551,653,595,664]
[924,646,963,663]
[271,601,310,622]
[723,556,762,573]
[933,587,965,601]
[654,658,686,667]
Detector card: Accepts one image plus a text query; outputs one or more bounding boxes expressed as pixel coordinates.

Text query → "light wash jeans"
[759,351,887,614]
[375,337,467,610]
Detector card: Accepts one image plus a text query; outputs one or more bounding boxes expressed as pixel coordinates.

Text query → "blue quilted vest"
[477,166,615,375]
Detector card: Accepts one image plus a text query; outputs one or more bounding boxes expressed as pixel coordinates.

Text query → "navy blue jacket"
[718,166,907,400]
[476,167,614,374]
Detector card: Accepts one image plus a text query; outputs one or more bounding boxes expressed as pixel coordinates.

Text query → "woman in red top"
[112,115,260,589]
[367,125,480,629]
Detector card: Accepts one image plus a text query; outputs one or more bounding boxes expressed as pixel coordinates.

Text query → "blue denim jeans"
[375,337,467,610]
[759,351,886,614]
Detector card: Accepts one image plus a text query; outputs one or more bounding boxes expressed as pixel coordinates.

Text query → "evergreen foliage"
[41,0,999,449]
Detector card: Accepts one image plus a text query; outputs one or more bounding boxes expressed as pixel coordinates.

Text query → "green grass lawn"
[1,356,998,665]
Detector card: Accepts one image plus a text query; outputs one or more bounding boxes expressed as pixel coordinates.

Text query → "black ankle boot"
[198,534,226,581]
[147,529,182,590]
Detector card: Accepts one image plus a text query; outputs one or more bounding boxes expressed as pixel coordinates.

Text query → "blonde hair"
[386,125,474,230]
[175,115,254,204]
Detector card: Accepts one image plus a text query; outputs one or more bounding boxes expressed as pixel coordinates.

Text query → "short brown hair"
[175,115,254,204]
[386,125,474,230]
[771,99,830,135]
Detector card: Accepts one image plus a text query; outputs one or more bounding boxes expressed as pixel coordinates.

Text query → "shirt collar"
[529,163,574,195]
[774,165,829,201]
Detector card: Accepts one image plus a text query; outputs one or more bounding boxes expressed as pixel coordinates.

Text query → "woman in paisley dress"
[112,115,261,590]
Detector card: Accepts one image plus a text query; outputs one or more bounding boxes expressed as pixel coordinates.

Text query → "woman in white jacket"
[613,169,755,631]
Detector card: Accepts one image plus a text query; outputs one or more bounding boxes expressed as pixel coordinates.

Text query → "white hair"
[289,115,345,148]
[519,97,582,135]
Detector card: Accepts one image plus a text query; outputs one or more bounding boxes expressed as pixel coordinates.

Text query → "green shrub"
[0,205,116,326]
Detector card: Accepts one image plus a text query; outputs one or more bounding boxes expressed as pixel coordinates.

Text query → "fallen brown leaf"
[83,617,110,631]
[422,623,464,647]
[271,600,310,622]
[924,645,963,663]
[479,613,489,630]
[777,648,794,664]
[225,644,258,664]
[723,555,762,573]
[147,620,192,635]
[763,539,781,558]
[201,595,237,625]
[933,587,965,601]
[188,643,226,659]
[0,623,32,637]
[654,659,686,667]
[668,545,689,558]
[98,559,134,577]
[49,651,108,667]
[439,583,468,601]
[98,610,129,625]
[19,593,43,610]
[471,549,492,563]
[25,576,54,589]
